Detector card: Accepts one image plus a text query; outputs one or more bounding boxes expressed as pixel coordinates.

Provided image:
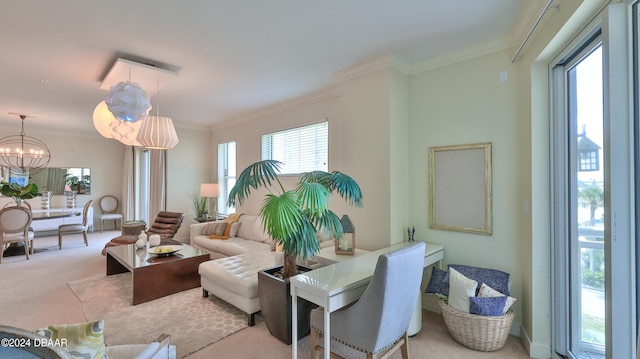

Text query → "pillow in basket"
[446,264,511,296]
[478,283,517,315]
[469,296,508,316]
[448,267,477,313]
[425,267,449,297]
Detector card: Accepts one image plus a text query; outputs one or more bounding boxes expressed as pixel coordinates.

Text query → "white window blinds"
[261,121,328,174]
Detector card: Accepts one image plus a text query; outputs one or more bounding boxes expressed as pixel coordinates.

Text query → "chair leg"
[58,231,62,250]
[29,239,34,254]
[100,219,104,233]
[310,328,318,359]
[400,331,409,359]
[23,240,29,260]
[83,231,88,246]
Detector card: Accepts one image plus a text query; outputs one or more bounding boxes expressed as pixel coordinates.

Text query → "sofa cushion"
[193,236,271,257]
[236,215,258,240]
[199,252,278,298]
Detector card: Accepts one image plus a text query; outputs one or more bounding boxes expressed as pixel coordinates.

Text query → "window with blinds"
[261,121,328,174]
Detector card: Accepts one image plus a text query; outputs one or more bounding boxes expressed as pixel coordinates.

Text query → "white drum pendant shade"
[136,115,179,149]
[92,101,115,139]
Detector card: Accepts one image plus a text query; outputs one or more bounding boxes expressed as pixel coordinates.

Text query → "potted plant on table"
[228,159,363,344]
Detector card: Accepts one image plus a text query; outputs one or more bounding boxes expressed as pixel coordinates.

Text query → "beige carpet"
[188,309,531,359]
[68,272,249,358]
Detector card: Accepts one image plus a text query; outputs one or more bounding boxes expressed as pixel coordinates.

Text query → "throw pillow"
[477,282,517,314]
[447,264,511,296]
[448,267,478,313]
[35,320,106,359]
[229,222,241,237]
[425,267,449,296]
[470,296,508,316]
[203,221,227,236]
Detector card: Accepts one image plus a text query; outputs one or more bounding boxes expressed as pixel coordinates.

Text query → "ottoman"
[199,251,279,326]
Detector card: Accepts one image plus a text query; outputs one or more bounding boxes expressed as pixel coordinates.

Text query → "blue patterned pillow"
[425,267,449,296]
[470,296,508,316]
[446,264,510,296]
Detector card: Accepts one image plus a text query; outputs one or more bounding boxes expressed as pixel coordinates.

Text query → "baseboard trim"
[520,326,552,359]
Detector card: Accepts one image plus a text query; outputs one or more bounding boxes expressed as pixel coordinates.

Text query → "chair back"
[99,195,119,214]
[147,211,184,240]
[0,206,32,236]
[341,242,425,354]
[81,200,94,226]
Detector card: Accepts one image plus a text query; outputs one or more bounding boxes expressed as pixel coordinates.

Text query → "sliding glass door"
[552,3,636,358]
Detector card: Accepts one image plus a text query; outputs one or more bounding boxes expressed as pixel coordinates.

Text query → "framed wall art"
[429,142,492,235]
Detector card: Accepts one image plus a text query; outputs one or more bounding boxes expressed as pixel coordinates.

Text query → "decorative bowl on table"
[147,244,183,257]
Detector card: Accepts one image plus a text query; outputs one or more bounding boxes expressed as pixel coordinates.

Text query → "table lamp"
[200,183,220,220]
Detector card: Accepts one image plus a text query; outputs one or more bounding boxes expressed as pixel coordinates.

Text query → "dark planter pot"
[258,265,317,345]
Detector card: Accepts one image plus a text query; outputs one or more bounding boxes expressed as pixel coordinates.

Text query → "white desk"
[290,241,444,359]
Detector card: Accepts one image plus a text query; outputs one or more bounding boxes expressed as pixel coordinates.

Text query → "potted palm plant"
[228,159,363,344]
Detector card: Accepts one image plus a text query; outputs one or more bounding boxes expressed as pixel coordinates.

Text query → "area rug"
[68,273,250,358]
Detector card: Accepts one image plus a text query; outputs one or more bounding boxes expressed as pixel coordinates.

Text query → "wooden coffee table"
[106,242,209,305]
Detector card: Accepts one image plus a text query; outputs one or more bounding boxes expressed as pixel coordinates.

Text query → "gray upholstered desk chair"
[58,200,93,249]
[0,206,33,263]
[309,241,425,359]
[99,195,123,232]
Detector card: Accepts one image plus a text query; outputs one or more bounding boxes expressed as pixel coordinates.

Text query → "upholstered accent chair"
[98,195,123,232]
[101,211,184,255]
[0,206,33,263]
[58,200,93,249]
[309,242,425,359]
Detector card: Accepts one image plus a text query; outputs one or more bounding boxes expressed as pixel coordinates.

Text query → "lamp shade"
[92,101,116,139]
[111,118,143,146]
[200,183,220,198]
[136,115,179,149]
[105,81,151,122]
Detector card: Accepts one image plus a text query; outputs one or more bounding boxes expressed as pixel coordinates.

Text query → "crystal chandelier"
[0,113,51,174]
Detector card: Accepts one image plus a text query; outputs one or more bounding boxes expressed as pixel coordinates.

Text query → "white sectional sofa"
[190,214,275,259]
[191,214,338,326]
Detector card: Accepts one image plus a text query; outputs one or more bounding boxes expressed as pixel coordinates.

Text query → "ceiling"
[0,1,538,135]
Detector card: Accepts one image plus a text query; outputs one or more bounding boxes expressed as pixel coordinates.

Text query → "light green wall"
[408,48,523,332]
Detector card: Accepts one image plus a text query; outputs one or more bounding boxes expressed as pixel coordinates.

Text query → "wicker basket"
[438,299,515,352]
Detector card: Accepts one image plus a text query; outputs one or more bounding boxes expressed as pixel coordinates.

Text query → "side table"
[122,221,146,236]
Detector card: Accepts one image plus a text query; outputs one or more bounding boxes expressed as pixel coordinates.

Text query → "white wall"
[0,129,125,228]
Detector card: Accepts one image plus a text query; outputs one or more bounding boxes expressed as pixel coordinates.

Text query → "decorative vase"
[66,191,77,208]
[148,234,161,247]
[41,191,52,210]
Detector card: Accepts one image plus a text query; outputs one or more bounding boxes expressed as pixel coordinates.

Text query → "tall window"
[261,121,328,174]
[218,141,236,215]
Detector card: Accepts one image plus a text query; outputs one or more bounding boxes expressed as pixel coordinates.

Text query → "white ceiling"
[0,1,538,134]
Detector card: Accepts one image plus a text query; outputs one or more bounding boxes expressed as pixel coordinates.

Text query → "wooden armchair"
[101,211,184,255]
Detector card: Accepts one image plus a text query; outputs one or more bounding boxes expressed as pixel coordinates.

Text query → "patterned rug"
[68,273,250,358]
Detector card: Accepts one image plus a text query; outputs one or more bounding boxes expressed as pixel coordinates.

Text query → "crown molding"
[211,87,342,131]
[409,36,516,74]
[333,55,410,82]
